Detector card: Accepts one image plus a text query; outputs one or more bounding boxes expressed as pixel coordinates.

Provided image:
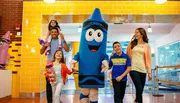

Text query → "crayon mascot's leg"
[80,88,90,103]
[89,88,98,103]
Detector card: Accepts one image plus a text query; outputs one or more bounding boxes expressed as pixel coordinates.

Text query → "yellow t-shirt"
[132,46,147,73]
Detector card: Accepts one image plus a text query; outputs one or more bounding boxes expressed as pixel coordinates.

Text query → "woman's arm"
[146,44,152,74]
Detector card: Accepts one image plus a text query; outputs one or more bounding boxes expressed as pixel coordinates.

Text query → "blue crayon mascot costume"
[70,8,109,103]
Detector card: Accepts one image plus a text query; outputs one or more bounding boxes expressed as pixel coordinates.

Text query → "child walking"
[45,50,74,103]
[109,42,131,103]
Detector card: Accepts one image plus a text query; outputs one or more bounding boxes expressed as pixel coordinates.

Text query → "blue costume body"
[73,8,108,88]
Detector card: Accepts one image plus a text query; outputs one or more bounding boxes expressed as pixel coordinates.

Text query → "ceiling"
[59,23,176,34]
[42,23,177,41]
[60,23,177,41]
[43,15,180,24]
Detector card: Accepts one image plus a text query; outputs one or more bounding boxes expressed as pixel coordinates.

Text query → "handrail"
[157,65,180,69]
[158,80,180,86]
[153,64,180,97]
[156,64,180,86]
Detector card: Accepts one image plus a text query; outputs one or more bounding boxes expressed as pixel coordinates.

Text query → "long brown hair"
[48,20,60,31]
[53,50,65,63]
[131,28,149,49]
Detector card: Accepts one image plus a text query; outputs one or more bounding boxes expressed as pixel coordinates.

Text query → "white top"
[132,46,147,73]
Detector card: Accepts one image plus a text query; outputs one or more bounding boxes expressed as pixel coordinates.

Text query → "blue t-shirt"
[109,52,131,81]
[47,39,60,61]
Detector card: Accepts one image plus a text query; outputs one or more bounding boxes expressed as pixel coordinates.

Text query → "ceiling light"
[155,0,167,4]
[44,0,56,4]
[31,48,35,53]
[148,24,152,33]
[54,12,61,15]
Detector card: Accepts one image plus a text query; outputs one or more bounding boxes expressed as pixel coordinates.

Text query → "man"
[40,27,69,103]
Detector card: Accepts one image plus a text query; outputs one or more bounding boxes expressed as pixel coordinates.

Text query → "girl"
[45,20,62,55]
[47,50,74,103]
[126,28,152,103]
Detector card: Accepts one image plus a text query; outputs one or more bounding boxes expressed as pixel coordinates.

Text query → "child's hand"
[116,76,123,82]
[49,73,55,77]
[70,60,77,69]
[72,68,78,72]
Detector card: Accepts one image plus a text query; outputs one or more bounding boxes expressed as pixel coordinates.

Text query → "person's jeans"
[112,79,127,103]
[46,78,52,103]
[52,82,64,103]
[130,71,146,103]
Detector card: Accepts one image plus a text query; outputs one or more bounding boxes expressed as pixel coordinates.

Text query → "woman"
[126,28,152,103]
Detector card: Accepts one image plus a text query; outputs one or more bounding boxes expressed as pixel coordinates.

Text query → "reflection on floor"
[1,93,180,103]
[0,79,180,103]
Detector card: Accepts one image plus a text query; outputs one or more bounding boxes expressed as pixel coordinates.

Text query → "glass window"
[158,41,180,87]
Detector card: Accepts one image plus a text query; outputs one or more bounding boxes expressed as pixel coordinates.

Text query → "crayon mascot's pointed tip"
[89,8,103,22]
[83,8,108,31]
[3,31,11,40]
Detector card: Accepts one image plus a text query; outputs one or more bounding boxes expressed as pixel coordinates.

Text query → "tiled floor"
[1,93,180,103]
[0,80,180,103]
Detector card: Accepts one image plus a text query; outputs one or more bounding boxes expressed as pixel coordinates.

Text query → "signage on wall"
[15,24,21,31]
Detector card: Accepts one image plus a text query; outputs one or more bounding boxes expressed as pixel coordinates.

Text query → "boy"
[109,41,131,103]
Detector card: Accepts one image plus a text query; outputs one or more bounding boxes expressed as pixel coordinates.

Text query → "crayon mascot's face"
[80,21,108,53]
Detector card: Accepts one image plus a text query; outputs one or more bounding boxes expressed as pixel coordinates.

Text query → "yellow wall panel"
[11,74,20,98]
[6,40,21,98]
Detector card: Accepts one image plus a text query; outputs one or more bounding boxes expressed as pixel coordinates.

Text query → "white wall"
[155,24,180,65]
[66,33,165,42]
